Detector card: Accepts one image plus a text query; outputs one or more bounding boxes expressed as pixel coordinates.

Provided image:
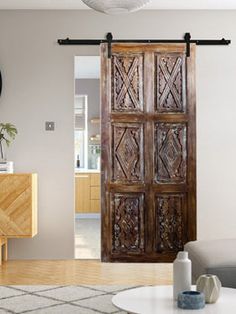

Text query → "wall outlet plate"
[45,121,55,131]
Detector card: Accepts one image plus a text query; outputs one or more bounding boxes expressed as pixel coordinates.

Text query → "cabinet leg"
[0,238,2,266]
[3,238,7,262]
[0,237,8,265]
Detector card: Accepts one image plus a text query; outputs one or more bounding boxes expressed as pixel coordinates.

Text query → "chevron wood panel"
[0,174,37,237]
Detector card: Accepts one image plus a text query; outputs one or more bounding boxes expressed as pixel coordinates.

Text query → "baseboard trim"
[75,213,101,219]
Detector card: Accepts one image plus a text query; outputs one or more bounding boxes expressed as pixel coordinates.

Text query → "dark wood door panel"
[111,53,144,112]
[152,185,188,193]
[108,184,146,193]
[111,113,188,123]
[110,192,145,255]
[155,53,186,113]
[112,44,186,54]
[112,123,144,183]
[155,193,187,253]
[155,123,187,184]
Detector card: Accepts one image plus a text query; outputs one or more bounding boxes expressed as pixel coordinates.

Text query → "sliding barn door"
[101,43,196,262]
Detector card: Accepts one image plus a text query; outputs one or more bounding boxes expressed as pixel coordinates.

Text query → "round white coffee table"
[112,285,236,314]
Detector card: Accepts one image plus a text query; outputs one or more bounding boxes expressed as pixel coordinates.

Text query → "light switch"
[45,121,55,131]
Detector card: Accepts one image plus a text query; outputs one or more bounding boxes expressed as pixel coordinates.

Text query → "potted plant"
[0,123,17,173]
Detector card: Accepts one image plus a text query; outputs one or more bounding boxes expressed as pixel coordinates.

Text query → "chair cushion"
[184,239,236,288]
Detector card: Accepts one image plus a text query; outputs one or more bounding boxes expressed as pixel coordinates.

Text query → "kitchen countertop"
[75,168,100,174]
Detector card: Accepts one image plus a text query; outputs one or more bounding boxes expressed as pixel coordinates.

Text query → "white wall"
[0,10,235,259]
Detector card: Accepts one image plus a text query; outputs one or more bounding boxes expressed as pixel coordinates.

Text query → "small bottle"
[173,251,192,300]
[76,155,80,168]
[97,156,100,170]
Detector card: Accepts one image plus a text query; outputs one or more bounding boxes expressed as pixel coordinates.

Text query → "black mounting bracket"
[106,32,113,59]
[184,32,191,57]
[58,32,231,59]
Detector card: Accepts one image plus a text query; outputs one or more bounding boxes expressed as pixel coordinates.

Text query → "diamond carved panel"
[112,53,144,112]
[112,123,143,182]
[156,54,186,113]
[112,193,145,254]
[156,194,186,253]
[155,123,187,184]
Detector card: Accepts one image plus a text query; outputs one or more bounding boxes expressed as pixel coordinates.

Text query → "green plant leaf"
[0,123,18,147]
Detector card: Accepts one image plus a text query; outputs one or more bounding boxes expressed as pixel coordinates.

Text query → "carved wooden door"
[101,43,196,262]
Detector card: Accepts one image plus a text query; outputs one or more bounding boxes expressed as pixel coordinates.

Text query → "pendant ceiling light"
[81,0,151,15]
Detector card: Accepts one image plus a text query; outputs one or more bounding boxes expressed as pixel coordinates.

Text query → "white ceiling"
[75,56,100,79]
[1,0,236,10]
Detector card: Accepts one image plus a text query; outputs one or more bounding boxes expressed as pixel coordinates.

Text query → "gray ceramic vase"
[196,274,221,303]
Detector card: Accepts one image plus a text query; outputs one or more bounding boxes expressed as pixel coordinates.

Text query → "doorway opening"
[74,56,101,259]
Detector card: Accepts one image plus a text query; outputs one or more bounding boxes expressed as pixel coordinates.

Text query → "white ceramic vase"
[173,251,192,300]
[196,274,221,303]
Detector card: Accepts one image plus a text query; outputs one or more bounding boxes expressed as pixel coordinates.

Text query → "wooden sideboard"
[75,173,100,213]
[0,173,38,264]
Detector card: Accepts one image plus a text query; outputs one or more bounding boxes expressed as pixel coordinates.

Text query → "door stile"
[144,51,155,254]
[101,43,110,262]
[186,44,197,242]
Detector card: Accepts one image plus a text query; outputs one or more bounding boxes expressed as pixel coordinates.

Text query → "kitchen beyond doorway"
[74,56,101,259]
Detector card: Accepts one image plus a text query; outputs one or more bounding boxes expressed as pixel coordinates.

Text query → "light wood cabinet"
[90,173,100,186]
[90,187,100,200]
[75,174,91,213]
[0,174,38,238]
[75,173,100,213]
[90,200,100,213]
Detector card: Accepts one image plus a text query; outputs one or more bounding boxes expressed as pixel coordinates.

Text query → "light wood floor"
[0,260,173,285]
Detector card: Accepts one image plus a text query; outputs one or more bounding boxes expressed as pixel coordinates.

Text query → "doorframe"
[73,55,102,260]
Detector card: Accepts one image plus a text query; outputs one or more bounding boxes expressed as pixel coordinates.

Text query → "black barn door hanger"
[57,32,231,58]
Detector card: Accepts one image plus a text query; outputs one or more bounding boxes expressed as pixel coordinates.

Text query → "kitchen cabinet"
[75,173,100,213]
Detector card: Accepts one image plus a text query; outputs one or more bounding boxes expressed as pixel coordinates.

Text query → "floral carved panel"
[156,194,186,253]
[112,193,145,254]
